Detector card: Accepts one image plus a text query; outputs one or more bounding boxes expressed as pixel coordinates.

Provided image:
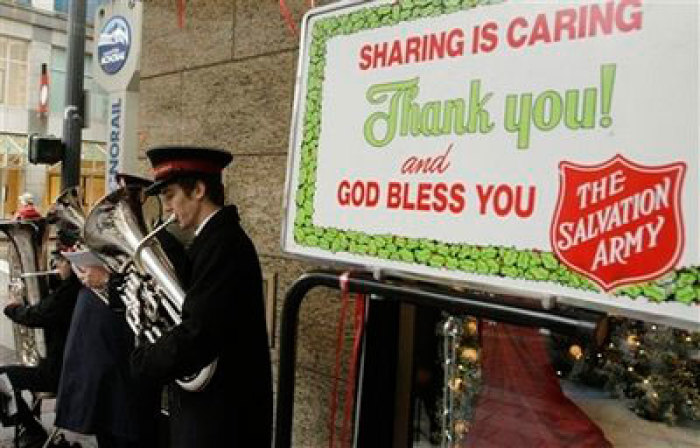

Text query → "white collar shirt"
[194,208,222,237]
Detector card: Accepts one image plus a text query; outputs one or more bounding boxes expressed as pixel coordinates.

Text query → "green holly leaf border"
[292,0,699,305]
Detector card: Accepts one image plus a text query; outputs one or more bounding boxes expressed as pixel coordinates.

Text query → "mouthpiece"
[163,214,177,226]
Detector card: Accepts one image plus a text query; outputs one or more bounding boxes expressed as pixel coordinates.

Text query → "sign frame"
[281,0,700,331]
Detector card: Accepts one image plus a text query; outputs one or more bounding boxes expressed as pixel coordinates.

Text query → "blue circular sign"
[98,16,131,75]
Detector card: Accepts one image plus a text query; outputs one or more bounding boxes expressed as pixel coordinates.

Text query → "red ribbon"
[328,272,366,448]
[279,0,298,37]
[38,64,49,115]
[177,0,185,29]
[341,293,365,447]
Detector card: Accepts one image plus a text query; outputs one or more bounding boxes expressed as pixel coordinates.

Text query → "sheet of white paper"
[61,250,106,268]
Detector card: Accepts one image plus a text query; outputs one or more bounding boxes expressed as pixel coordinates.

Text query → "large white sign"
[282,0,700,330]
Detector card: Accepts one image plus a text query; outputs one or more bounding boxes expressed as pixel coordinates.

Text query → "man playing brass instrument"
[130,146,273,447]
[55,174,174,448]
[0,242,81,447]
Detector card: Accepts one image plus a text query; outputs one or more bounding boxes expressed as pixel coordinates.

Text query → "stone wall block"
[180,0,234,69]
[260,256,311,352]
[142,0,233,77]
[138,73,182,157]
[228,154,287,257]
[181,51,297,153]
[141,0,186,77]
[234,0,307,58]
[260,256,357,380]
[292,367,335,447]
[297,289,360,377]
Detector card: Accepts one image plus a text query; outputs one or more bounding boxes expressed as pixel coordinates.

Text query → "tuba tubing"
[133,215,184,312]
[132,214,218,392]
[0,219,50,366]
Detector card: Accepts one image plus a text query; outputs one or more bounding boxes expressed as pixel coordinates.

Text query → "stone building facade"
[138,1,346,445]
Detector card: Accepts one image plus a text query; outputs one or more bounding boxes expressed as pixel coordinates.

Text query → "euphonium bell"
[50,187,114,305]
[51,187,86,235]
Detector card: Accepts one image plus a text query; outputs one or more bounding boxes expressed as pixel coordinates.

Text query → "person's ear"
[193,180,206,201]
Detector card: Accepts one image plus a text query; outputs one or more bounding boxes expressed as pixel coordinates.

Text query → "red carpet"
[463,323,612,447]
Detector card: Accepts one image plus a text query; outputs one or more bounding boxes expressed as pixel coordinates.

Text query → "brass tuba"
[52,186,87,237]
[50,187,115,306]
[83,186,217,392]
[0,219,50,366]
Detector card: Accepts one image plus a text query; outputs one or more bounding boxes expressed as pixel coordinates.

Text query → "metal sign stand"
[274,269,604,448]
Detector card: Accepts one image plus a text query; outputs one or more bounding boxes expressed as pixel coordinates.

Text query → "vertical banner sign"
[93,1,142,192]
[38,63,49,117]
[282,0,700,330]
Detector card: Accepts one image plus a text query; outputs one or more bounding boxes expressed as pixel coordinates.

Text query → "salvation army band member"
[0,247,81,447]
[130,146,273,448]
[56,286,160,448]
[55,172,188,448]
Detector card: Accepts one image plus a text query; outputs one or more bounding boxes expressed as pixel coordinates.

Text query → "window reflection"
[410,309,699,447]
[0,37,29,108]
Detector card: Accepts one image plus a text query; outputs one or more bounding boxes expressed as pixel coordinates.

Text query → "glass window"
[84,54,92,78]
[83,54,108,126]
[9,41,27,61]
[0,37,29,107]
[50,48,106,122]
[53,0,67,14]
[53,0,105,22]
[0,40,5,105]
[86,0,104,23]
[46,158,106,209]
[49,47,65,115]
[406,308,700,447]
[7,62,27,106]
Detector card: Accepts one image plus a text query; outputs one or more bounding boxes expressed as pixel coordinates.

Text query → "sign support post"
[93,1,143,192]
[61,0,86,190]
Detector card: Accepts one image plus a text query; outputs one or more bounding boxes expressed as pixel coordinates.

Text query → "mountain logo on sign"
[98,16,131,75]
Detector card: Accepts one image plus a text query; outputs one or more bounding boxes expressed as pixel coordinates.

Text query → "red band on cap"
[152,160,221,180]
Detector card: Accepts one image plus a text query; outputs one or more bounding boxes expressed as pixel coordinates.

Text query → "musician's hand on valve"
[106,273,126,311]
[134,329,149,348]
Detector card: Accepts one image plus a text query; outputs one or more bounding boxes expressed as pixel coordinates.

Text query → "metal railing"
[274,269,605,448]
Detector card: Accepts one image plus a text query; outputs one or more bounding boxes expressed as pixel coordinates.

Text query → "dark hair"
[57,223,80,247]
[174,174,225,206]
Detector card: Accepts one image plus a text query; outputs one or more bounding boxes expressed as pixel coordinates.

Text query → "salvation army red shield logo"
[550,155,686,291]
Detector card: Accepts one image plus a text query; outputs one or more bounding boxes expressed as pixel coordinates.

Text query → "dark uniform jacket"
[132,205,273,448]
[55,288,159,445]
[3,273,81,391]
